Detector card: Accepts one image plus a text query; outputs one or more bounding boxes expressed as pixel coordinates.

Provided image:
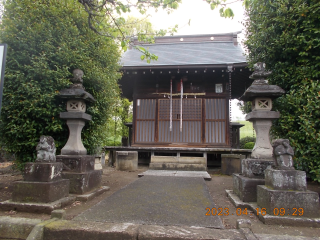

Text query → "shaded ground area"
[0,164,320,238]
[75,175,223,228]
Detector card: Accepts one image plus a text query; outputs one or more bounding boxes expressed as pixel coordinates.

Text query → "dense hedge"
[239,136,256,149]
[244,0,320,181]
[243,142,255,150]
[0,0,121,168]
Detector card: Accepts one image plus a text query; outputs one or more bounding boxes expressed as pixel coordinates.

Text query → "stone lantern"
[56,69,102,194]
[59,69,95,155]
[229,63,320,222]
[240,62,285,159]
[231,63,285,202]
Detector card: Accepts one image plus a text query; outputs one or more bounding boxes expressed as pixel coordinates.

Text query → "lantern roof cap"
[240,63,285,101]
[59,69,96,102]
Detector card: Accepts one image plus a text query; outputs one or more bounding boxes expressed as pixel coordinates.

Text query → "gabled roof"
[121,32,247,69]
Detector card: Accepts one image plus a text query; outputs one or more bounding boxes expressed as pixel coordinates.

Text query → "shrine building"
[105,32,253,171]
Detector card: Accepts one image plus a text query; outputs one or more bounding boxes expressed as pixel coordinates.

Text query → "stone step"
[138,170,211,180]
[149,162,206,171]
[151,156,206,164]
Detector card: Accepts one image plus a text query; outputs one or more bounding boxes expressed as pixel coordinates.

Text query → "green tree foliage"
[244,0,320,181]
[119,98,132,137]
[0,0,121,168]
[78,0,248,62]
[122,16,155,37]
[104,98,133,146]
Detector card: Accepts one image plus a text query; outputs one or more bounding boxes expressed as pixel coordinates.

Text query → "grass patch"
[237,121,255,139]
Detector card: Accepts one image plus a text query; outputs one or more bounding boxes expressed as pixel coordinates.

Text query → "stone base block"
[233,173,265,202]
[94,156,102,170]
[56,155,94,173]
[12,179,69,203]
[62,170,102,194]
[265,168,307,191]
[221,154,244,175]
[116,151,138,171]
[242,158,273,178]
[24,162,63,182]
[226,190,320,227]
[149,163,206,171]
[257,185,320,218]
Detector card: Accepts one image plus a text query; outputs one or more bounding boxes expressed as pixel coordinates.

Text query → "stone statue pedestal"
[11,137,70,203]
[56,155,102,194]
[12,162,69,203]
[0,136,74,213]
[257,167,320,218]
[233,158,273,202]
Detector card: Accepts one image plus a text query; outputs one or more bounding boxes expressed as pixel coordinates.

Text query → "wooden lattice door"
[158,99,202,143]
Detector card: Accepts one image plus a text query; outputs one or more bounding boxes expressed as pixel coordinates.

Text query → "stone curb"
[2,216,319,240]
[26,218,59,240]
[226,189,320,228]
[72,186,110,202]
[0,196,76,214]
[43,219,248,240]
[0,216,42,239]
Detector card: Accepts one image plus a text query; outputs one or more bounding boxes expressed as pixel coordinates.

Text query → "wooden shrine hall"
[105,32,253,170]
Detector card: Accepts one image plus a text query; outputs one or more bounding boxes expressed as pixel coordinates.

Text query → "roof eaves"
[121,62,248,70]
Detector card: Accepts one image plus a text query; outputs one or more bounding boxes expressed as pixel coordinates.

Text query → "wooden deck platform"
[104,146,251,157]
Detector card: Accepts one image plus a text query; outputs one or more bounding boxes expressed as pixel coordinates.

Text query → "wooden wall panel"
[135,99,156,143]
[205,99,227,144]
[134,98,229,146]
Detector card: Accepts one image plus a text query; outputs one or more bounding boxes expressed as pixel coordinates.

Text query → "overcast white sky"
[131,0,247,120]
[148,0,246,35]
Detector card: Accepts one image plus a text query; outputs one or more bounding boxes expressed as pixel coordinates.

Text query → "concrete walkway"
[74,175,223,228]
[1,171,319,240]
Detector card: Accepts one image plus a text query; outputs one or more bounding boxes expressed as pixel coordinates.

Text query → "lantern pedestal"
[246,111,280,159]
